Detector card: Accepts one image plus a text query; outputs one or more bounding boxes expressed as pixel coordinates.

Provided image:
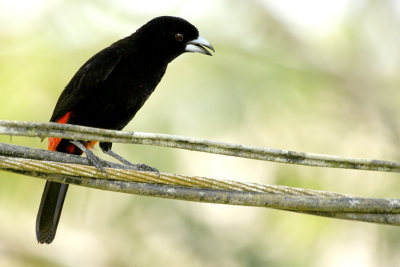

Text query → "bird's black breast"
[64,44,168,130]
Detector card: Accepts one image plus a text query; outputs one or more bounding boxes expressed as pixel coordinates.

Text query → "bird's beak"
[185,36,215,56]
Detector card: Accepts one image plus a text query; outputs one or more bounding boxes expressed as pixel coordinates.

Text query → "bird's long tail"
[36,112,75,244]
[36,181,69,244]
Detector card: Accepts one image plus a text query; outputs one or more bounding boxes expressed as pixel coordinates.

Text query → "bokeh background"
[1,0,400,266]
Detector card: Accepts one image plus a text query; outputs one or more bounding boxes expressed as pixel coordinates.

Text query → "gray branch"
[1,120,399,172]
[1,120,400,226]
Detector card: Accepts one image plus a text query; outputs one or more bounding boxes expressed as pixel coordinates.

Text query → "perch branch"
[1,120,400,226]
[1,120,399,172]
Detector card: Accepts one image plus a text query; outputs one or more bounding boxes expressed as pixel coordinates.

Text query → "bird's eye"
[175,33,184,42]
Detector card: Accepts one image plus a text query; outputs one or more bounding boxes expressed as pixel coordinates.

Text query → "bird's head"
[134,16,215,62]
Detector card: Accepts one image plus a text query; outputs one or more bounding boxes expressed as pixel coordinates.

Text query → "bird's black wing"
[50,46,122,122]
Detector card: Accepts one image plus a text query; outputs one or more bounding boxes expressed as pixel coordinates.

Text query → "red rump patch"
[48,112,98,153]
[57,111,72,124]
[48,112,73,151]
[86,141,97,149]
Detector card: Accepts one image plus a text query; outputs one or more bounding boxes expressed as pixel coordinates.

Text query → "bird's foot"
[70,140,108,177]
[127,162,159,174]
[102,148,159,175]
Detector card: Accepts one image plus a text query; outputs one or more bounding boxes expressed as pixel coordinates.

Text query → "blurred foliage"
[1,0,400,266]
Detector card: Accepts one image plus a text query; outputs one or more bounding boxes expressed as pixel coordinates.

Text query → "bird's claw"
[134,163,159,173]
[87,154,108,178]
[71,140,160,177]
[122,161,160,176]
[101,148,159,175]
[70,140,108,178]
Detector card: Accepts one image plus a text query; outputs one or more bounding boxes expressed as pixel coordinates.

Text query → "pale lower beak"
[185,36,215,56]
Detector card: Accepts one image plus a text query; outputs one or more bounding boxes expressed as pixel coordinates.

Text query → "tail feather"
[36,181,69,244]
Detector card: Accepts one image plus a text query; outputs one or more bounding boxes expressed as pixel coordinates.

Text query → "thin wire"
[1,121,400,226]
[1,120,400,173]
[1,155,400,226]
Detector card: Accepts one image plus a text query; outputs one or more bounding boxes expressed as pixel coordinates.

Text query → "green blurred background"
[1,0,400,266]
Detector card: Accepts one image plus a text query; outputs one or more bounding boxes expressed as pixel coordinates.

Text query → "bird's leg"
[70,140,108,176]
[99,142,159,173]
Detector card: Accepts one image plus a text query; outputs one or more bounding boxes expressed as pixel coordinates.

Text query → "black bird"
[36,16,214,244]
